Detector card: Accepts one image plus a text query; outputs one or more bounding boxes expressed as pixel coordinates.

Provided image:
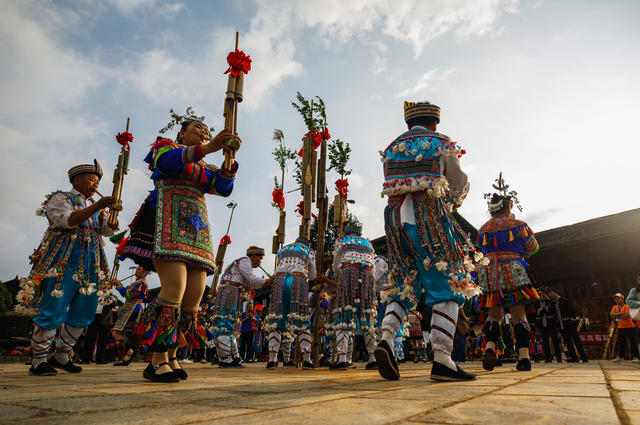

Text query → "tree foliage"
[291,92,327,131]
[327,139,352,177]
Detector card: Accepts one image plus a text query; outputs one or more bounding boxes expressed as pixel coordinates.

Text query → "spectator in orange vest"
[611,293,639,362]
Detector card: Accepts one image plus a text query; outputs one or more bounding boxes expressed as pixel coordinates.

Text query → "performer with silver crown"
[331,224,377,370]
[476,173,540,372]
[211,246,272,367]
[122,107,240,383]
[375,101,481,382]
[17,160,119,376]
[264,237,317,370]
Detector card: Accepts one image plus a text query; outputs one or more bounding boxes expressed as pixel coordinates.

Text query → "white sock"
[434,349,456,370]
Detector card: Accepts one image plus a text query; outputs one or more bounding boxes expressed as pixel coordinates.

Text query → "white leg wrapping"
[364,329,377,363]
[336,329,349,363]
[216,335,233,363]
[281,337,292,362]
[31,326,56,367]
[347,332,354,363]
[381,302,406,348]
[230,337,239,359]
[298,330,312,362]
[267,331,281,363]
[54,325,83,364]
[431,301,458,370]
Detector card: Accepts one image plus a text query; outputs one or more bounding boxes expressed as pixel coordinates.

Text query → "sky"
[1,0,640,290]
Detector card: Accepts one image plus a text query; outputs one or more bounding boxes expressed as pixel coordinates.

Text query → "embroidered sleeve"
[45,192,75,228]
[523,235,539,255]
[237,258,266,289]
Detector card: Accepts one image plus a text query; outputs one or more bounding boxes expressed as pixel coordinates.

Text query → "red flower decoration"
[335,179,349,198]
[272,188,285,210]
[219,235,232,246]
[322,128,330,141]
[224,49,252,77]
[116,132,134,151]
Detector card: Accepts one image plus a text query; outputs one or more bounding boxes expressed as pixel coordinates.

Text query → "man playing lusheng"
[17,159,119,376]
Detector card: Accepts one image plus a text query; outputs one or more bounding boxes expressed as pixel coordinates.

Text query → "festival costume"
[477,174,540,372]
[376,102,479,382]
[113,277,148,364]
[265,238,316,368]
[331,230,376,368]
[121,112,237,381]
[17,160,115,375]
[212,255,265,365]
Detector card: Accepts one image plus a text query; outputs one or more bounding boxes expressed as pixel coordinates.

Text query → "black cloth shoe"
[544,359,552,363]
[516,358,532,371]
[48,357,82,373]
[430,361,476,382]
[29,362,57,376]
[566,358,579,363]
[168,358,188,380]
[582,358,589,363]
[483,348,497,371]
[113,359,132,367]
[143,362,180,383]
[231,357,245,368]
[283,360,294,367]
[266,361,278,370]
[302,361,315,370]
[218,361,239,368]
[413,356,419,363]
[365,361,378,370]
[332,361,349,370]
[374,340,400,380]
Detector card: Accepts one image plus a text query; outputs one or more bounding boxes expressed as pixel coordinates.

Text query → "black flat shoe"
[516,358,532,371]
[283,360,294,367]
[48,357,82,373]
[29,362,57,376]
[143,362,180,383]
[483,348,497,371]
[332,361,349,370]
[231,357,245,368]
[374,340,400,381]
[302,361,315,370]
[113,359,132,367]
[430,361,476,382]
[266,361,278,370]
[168,358,188,380]
[365,361,378,370]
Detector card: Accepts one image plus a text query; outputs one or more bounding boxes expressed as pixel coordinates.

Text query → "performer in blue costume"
[112,265,150,366]
[211,246,271,368]
[264,237,317,370]
[375,101,481,382]
[18,160,119,376]
[331,225,377,370]
[476,173,540,372]
[122,107,239,382]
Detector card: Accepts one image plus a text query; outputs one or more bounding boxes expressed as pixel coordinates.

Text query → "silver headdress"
[484,171,522,213]
[159,106,213,134]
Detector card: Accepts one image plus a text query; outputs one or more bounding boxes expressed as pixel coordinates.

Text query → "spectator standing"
[240,303,260,362]
[547,288,588,363]
[611,293,640,362]
[536,289,563,363]
[83,296,116,364]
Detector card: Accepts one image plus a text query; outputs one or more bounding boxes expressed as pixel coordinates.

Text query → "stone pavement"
[0,360,638,425]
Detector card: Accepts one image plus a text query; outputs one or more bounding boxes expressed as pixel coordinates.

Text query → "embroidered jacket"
[275,242,317,279]
[332,235,375,275]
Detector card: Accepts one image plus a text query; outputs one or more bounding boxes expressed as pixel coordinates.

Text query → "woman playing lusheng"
[476,173,540,372]
[123,108,240,382]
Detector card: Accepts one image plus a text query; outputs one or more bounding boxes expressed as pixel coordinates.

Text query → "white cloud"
[395,68,456,99]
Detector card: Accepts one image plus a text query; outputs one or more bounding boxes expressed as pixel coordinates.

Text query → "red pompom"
[224,49,252,77]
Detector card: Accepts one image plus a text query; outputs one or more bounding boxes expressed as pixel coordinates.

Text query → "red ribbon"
[219,235,232,246]
[272,188,285,210]
[297,128,330,157]
[335,178,349,198]
[116,132,134,151]
[295,201,318,219]
[115,236,129,256]
[224,49,252,77]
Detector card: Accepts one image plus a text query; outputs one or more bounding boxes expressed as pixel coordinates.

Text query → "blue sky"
[1,0,640,289]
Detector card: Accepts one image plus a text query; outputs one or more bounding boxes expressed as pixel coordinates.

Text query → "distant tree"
[310,203,362,253]
[0,280,12,313]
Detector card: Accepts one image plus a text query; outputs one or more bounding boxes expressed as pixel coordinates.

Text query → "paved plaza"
[0,360,638,425]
